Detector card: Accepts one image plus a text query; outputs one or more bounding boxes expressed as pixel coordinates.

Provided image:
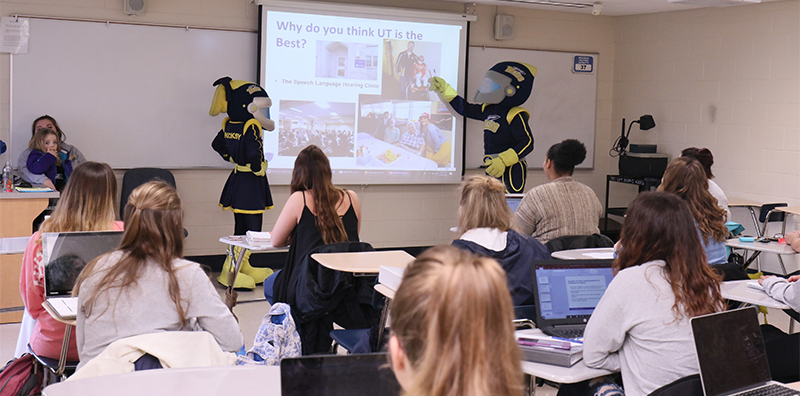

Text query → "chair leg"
[778,256,788,276]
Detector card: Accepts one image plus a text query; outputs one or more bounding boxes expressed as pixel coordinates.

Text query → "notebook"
[41,231,123,320]
[280,353,401,396]
[532,259,615,339]
[505,193,525,212]
[692,307,799,396]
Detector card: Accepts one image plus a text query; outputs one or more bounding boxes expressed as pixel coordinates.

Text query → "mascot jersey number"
[210,77,274,289]
[431,61,536,193]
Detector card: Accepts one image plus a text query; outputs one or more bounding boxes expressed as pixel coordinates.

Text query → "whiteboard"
[11,18,257,168]
[465,46,597,169]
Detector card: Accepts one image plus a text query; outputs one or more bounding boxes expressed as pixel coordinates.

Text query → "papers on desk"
[518,336,583,367]
[245,231,271,247]
[747,280,765,291]
[15,186,53,192]
[378,266,405,291]
[45,297,77,320]
[585,252,615,259]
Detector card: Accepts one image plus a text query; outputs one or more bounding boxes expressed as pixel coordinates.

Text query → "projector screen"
[258,1,470,185]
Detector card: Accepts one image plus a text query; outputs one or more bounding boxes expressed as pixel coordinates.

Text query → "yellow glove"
[483,149,519,178]
[429,76,457,101]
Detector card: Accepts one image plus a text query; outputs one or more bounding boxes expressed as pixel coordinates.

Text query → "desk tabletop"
[725,239,797,255]
[720,280,791,310]
[551,248,615,260]
[218,237,287,252]
[0,236,29,255]
[777,206,800,216]
[0,190,59,199]
[43,365,280,396]
[42,301,76,326]
[515,329,613,383]
[312,250,414,274]
[728,198,763,207]
[374,283,396,300]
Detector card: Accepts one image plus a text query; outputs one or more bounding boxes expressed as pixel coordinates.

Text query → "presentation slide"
[259,3,467,185]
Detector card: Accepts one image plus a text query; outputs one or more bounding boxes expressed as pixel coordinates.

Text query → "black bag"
[0,354,42,396]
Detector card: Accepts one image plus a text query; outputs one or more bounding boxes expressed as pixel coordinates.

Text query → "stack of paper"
[378,266,405,291]
[245,231,271,247]
[15,186,54,192]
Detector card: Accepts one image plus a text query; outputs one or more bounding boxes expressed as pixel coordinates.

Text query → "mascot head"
[474,61,536,108]
[209,77,275,131]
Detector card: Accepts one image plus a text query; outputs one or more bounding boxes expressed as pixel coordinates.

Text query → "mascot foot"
[217,252,257,289]
[241,263,273,285]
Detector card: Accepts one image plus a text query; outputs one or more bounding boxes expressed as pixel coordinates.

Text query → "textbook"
[44,297,78,321]
[518,337,583,367]
[245,231,271,247]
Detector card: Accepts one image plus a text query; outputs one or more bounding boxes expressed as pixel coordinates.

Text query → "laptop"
[532,259,615,339]
[280,353,401,396]
[692,307,799,396]
[505,193,525,212]
[41,231,124,319]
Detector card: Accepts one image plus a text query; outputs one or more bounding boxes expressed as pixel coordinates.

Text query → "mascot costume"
[210,77,275,289]
[430,61,536,193]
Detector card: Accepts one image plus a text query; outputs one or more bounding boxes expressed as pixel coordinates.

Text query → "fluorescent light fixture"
[500,0,592,8]
[290,108,302,112]
[315,101,331,109]
[330,112,338,116]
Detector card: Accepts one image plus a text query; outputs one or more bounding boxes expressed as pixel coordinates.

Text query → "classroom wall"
[0,0,617,256]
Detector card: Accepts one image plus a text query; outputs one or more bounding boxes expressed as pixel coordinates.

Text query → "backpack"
[0,354,42,396]
[236,303,301,366]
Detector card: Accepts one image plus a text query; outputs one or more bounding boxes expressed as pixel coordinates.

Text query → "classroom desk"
[0,191,58,323]
[311,250,414,275]
[728,198,763,236]
[42,365,281,396]
[42,301,77,378]
[720,280,791,310]
[218,237,287,307]
[551,248,615,260]
[725,238,797,274]
[776,207,800,235]
[515,328,614,384]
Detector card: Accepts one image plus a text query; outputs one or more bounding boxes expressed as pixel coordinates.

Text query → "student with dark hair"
[451,175,549,306]
[658,157,729,265]
[74,181,243,368]
[45,255,86,294]
[577,192,725,396]
[681,147,729,217]
[515,139,602,243]
[389,245,525,396]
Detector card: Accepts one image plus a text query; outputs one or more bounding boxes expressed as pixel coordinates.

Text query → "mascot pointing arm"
[210,77,275,289]
[430,61,536,193]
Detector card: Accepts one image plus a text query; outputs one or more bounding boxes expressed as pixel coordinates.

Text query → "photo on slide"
[278,100,356,158]
[382,39,442,101]
[357,94,454,168]
[315,41,379,80]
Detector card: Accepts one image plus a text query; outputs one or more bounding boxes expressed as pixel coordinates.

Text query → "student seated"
[18,115,85,190]
[786,230,800,252]
[19,161,121,362]
[26,127,73,192]
[658,157,729,265]
[515,139,602,243]
[681,147,729,219]
[389,245,525,396]
[74,181,243,369]
[576,192,725,396]
[451,175,549,306]
[757,272,800,383]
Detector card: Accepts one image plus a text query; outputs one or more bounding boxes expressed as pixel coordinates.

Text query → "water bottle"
[3,162,12,192]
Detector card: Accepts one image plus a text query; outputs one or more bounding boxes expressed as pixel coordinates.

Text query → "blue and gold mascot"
[210,77,274,289]
[430,61,536,193]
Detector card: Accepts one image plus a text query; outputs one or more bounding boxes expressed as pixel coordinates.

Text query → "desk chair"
[757,203,788,274]
[545,234,614,253]
[330,285,387,354]
[27,344,77,386]
[648,374,703,396]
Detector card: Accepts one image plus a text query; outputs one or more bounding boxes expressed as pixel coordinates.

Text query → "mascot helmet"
[474,61,537,108]
[209,77,275,131]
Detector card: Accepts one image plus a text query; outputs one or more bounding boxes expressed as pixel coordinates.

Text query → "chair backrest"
[120,168,177,217]
[545,233,615,253]
[648,374,703,396]
[758,203,787,223]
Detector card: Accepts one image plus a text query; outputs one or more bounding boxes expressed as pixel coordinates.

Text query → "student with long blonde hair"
[74,181,243,368]
[658,157,728,264]
[389,245,524,396]
[19,161,121,362]
[452,175,549,306]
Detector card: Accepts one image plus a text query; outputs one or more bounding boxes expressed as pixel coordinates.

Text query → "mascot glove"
[483,149,519,178]
[429,77,457,102]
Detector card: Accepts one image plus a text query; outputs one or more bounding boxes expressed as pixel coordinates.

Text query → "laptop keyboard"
[548,328,584,339]
[737,384,800,396]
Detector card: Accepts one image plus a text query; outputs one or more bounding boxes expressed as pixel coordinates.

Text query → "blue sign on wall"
[573,55,594,74]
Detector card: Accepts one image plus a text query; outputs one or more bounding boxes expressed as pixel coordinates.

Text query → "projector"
[668,0,759,6]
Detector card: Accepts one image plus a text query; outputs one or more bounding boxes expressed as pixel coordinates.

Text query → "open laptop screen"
[534,260,615,321]
[281,353,401,396]
[692,307,772,396]
[42,231,123,297]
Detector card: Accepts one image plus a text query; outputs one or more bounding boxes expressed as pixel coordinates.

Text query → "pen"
[551,336,583,344]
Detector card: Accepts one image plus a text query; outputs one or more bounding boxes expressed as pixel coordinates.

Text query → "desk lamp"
[610,114,655,156]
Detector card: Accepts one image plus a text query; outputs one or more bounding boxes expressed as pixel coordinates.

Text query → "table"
[720,280,791,310]
[218,237,287,308]
[776,207,800,236]
[725,238,797,274]
[551,248,615,260]
[311,250,415,276]
[603,175,661,233]
[0,191,58,323]
[42,365,281,396]
[515,328,614,384]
